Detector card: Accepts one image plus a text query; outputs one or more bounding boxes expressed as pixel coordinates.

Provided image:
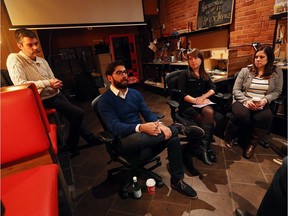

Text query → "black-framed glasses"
[114,70,128,76]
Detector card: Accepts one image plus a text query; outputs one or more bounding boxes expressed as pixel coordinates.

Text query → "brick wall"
[151,0,276,57]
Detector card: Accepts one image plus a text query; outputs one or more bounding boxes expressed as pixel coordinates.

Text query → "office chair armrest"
[270,97,285,115]
[98,131,116,143]
[274,97,284,105]
[214,92,223,98]
[166,100,179,109]
[153,112,164,119]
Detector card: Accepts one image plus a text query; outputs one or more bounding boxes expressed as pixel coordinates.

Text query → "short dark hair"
[105,61,125,76]
[14,28,37,43]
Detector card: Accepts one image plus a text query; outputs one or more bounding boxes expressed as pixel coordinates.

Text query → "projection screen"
[3,0,145,29]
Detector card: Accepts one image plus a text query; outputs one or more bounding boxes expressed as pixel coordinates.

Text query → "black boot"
[173,123,205,138]
[207,148,217,162]
[196,144,212,165]
[182,143,200,176]
[224,120,239,149]
[244,128,267,159]
[195,124,214,166]
[206,124,217,162]
[235,208,253,216]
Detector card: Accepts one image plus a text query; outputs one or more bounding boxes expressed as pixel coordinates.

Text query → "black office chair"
[91,95,165,199]
[1,69,14,87]
[165,70,226,138]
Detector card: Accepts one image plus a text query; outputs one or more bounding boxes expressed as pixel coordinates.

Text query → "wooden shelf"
[144,80,164,89]
[158,25,229,41]
[270,12,287,20]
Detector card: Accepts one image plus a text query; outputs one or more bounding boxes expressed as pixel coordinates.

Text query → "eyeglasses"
[113,70,128,76]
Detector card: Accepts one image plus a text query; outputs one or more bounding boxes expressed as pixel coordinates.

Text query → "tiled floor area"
[67,87,285,216]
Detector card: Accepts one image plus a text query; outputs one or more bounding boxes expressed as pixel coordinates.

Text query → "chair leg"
[58,163,74,214]
[107,166,131,179]
[45,108,66,147]
[53,112,65,147]
[119,180,130,199]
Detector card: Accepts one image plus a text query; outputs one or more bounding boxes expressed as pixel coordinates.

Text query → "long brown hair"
[187,48,210,80]
[250,45,276,78]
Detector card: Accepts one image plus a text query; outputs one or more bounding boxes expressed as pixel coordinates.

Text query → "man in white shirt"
[6,28,102,157]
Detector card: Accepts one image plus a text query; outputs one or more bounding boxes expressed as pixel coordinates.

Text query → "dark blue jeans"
[42,92,92,152]
[119,125,184,182]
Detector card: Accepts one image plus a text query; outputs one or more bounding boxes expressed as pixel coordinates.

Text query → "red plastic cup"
[146,178,156,195]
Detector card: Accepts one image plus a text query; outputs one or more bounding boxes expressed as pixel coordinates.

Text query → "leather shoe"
[173,123,204,138]
[207,149,217,162]
[244,145,256,159]
[235,208,253,216]
[171,179,198,199]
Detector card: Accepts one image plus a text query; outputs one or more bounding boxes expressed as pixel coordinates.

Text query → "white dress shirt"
[6,51,59,100]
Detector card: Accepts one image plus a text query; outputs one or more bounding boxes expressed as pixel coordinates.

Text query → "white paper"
[192,101,216,108]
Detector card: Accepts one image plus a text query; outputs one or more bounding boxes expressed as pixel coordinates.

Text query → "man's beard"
[113,79,128,89]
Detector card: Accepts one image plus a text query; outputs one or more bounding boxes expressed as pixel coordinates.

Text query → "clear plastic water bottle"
[132,176,142,199]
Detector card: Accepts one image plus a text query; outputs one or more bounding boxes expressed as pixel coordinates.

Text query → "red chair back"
[1,84,52,165]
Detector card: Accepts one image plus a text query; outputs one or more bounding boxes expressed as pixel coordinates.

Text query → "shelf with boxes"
[93,53,112,93]
[142,62,188,93]
[143,48,250,95]
[143,26,252,95]
[143,49,251,94]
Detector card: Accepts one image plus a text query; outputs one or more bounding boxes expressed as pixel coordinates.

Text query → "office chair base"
[118,179,164,199]
[106,157,164,199]
[119,181,130,199]
[259,139,271,148]
[156,180,164,187]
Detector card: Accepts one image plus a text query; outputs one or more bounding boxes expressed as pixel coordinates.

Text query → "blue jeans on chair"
[118,125,184,182]
[42,92,84,152]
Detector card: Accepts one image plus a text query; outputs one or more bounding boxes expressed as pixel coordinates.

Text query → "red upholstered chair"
[1,69,61,154]
[1,165,59,216]
[0,83,72,215]
[1,84,54,167]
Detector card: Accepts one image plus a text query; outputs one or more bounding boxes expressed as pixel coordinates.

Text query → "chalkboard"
[197,0,234,29]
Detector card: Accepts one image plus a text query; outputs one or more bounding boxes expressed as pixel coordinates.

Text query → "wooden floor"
[65,87,285,216]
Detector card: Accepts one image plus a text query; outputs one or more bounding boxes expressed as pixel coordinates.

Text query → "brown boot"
[244,128,267,159]
[224,120,239,149]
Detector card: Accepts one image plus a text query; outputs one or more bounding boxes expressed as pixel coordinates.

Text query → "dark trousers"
[231,102,273,131]
[257,156,287,216]
[119,125,184,182]
[42,92,92,151]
